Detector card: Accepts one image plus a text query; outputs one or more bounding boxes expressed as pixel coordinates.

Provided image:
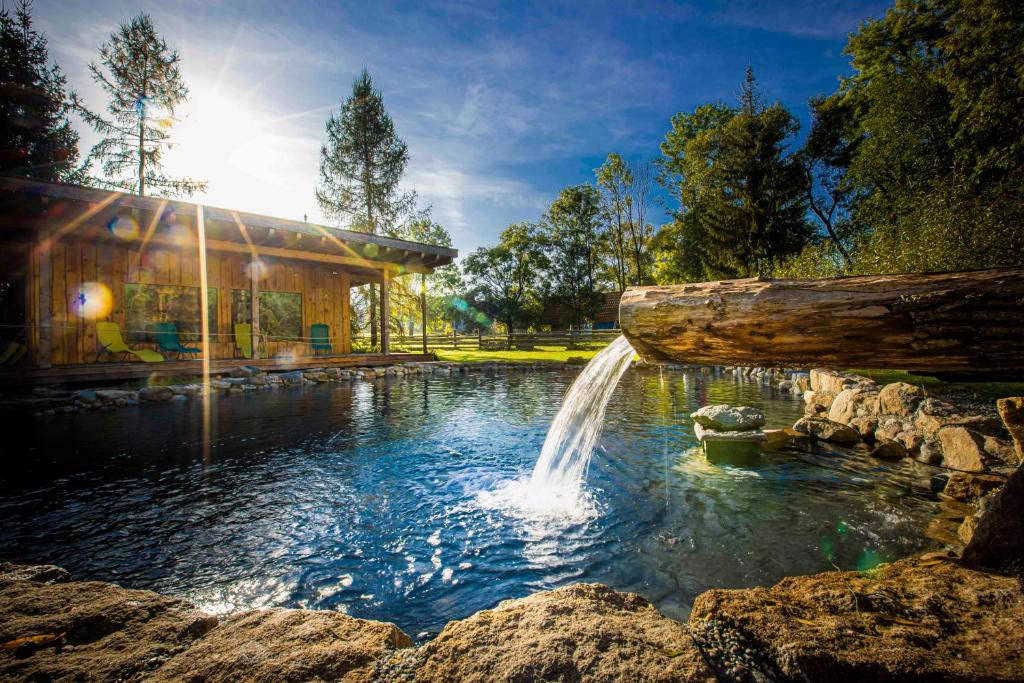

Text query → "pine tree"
[316,69,412,348]
[74,14,204,197]
[0,0,80,181]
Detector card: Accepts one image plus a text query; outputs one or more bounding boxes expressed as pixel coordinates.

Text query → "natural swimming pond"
[0,367,940,638]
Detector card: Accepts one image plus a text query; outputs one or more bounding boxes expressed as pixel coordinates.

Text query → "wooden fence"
[352,329,621,354]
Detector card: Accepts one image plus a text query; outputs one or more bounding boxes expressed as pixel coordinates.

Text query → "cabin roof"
[0,176,457,278]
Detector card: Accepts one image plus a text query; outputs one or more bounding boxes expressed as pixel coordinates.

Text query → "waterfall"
[526,335,635,503]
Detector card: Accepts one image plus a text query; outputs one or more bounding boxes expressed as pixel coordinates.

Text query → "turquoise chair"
[310,323,332,355]
[152,322,201,359]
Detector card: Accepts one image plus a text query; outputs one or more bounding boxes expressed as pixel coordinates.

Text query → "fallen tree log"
[618,267,1024,375]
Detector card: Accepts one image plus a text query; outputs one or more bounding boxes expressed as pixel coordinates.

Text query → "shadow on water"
[0,366,939,636]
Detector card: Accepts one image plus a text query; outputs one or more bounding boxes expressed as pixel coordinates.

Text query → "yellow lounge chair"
[96,322,164,362]
[234,323,252,358]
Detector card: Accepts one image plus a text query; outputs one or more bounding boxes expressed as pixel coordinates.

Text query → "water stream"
[524,335,636,507]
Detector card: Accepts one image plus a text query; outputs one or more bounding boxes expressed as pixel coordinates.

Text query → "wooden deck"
[0,353,435,387]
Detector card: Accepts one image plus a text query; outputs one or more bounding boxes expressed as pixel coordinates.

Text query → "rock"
[325,367,343,379]
[983,435,1016,466]
[794,373,812,393]
[210,379,232,391]
[778,379,793,392]
[958,515,979,544]
[169,394,187,403]
[138,386,174,402]
[689,556,1024,681]
[915,442,943,465]
[809,369,852,396]
[874,417,904,442]
[870,439,908,460]
[938,426,989,472]
[230,365,262,378]
[279,370,305,385]
[876,381,927,417]
[828,388,877,425]
[565,356,589,366]
[793,417,861,444]
[151,608,411,683]
[415,583,715,683]
[0,562,70,585]
[962,465,1024,573]
[95,389,133,402]
[0,565,217,682]
[849,415,879,440]
[761,428,804,452]
[805,389,836,415]
[73,389,98,404]
[690,405,765,431]
[897,430,923,453]
[943,472,1006,502]
[996,397,1024,464]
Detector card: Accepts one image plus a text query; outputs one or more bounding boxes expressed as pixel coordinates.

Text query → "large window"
[124,284,217,342]
[232,290,302,340]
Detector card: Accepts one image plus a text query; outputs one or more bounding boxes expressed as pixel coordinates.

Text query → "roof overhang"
[0,177,457,283]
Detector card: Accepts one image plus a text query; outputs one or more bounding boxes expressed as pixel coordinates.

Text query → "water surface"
[0,367,939,637]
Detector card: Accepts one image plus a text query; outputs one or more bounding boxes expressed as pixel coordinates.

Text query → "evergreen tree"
[0,0,79,181]
[75,14,203,197]
[657,70,811,280]
[316,69,412,349]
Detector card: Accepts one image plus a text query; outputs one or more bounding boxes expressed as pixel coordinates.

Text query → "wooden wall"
[33,235,353,365]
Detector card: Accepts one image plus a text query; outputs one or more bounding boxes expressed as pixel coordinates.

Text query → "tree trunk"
[619,267,1024,375]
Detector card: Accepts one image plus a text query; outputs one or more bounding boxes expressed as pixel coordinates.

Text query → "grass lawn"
[434,345,603,363]
[848,369,1024,405]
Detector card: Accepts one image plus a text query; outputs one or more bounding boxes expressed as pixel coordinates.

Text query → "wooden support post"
[420,273,428,355]
[35,231,51,368]
[380,269,390,354]
[250,258,260,360]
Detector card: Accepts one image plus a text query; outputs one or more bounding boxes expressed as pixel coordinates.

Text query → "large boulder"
[415,583,716,683]
[876,382,926,417]
[138,385,174,402]
[943,472,1006,502]
[793,417,862,444]
[962,465,1024,573]
[0,565,217,682]
[690,405,765,432]
[689,556,1024,681]
[151,608,411,683]
[828,388,878,425]
[938,427,989,472]
[996,397,1024,464]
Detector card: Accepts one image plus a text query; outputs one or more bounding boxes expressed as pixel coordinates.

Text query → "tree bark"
[619,267,1024,374]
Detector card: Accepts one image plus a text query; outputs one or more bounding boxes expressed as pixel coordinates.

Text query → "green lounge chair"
[152,322,201,359]
[235,323,252,358]
[0,341,27,365]
[96,322,164,362]
[311,323,331,355]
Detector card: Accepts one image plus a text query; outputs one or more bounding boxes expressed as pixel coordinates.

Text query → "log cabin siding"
[38,233,352,365]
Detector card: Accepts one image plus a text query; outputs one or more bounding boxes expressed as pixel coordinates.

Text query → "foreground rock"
[691,404,765,431]
[690,555,1024,681]
[151,608,412,683]
[0,562,217,681]
[962,464,1024,574]
[414,583,716,683]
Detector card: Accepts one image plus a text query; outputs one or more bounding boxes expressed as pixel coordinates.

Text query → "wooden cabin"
[0,177,457,384]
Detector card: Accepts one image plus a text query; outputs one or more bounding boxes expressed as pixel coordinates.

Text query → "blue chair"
[311,323,332,355]
[152,322,201,359]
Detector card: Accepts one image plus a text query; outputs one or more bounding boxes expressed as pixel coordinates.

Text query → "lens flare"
[363,243,379,258]
[165,222,194,247]
[107,215,139,241]
[244,259,269,281]
[73,282,112,320]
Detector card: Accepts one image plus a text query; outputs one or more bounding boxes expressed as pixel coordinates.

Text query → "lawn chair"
[152,322,201,359]
[234,322,252,358]
[0,341,27,365]
[310,323,332,355]
[95,322,164,362]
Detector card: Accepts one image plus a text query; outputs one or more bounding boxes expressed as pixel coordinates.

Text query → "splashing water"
[523,335,635,508]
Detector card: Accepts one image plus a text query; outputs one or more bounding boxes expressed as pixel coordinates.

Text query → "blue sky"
[35,0,890,255]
